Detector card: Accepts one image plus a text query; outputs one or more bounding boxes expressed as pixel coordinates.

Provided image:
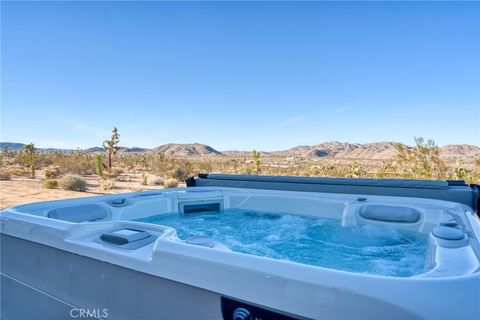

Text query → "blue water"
[136,209,428,277]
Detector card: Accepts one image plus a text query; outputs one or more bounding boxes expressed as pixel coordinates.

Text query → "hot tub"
[1,175,479,320]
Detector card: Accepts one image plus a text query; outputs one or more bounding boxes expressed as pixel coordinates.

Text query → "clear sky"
[1,1,479,151]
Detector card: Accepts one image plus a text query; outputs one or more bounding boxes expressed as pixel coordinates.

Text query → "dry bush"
[115,174,130,182]
[22,143,36,178]
[148,152,169,175]
[373,161,395,178]
[164,178,179,188]
[108,168,123,178]
[59,174,87,192]
[118,154,136,172]
[194,161,213,173]
[100,179,115,194]
[43,165,61,179]
[168,165,191,182]
[447,160,479,183]
[8,166,31,177]
[42,179,58,189]
[0,170,12,180]
[140,174,148,185]
[394,138,447,180]
[149,176,164,185]
[345,162,366,178]
[53,152,94,175]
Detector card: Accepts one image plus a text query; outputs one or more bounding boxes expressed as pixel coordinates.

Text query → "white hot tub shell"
[1,175,480,320]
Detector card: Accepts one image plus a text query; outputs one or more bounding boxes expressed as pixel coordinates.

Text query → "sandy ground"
[0,174,178,209]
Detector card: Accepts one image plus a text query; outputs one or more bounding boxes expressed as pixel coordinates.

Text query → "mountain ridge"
[1,141,478,159]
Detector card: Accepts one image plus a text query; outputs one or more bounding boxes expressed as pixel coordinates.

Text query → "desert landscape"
[1,134,479,210]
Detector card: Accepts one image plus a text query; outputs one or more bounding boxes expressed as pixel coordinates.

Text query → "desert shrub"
[53,151,94,175]
[149,176,164,185]
[0,170,12,180]
[346,162,366,178]
[44,165,61,179]
[59,174,87,192]
[168,166,191,182]
[374,161,395,178]
[309,165,322,176]
[115,174,130,182]
[164,178,179,188]
[42,179,58,189]
[137,153,150,171]
[8,166,31,177]
[395,137,447,180]
[149,152,169,175]
[195,161,213,173]
[100,179,115,194]
[140,174,148,185]
[452,160,467,180]
[447,160,479,184]
[109,168,123,178]
[22,143,36,178]
[35,152,54,167]
[308,164,339,177]
[118,154,136,171]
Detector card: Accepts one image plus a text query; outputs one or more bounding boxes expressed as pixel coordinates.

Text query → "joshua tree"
[103,127,120,175]
[22,143,36,178]
[252,149,261,175]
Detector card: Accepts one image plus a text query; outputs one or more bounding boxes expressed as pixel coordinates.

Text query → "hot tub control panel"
[221,297,301,320]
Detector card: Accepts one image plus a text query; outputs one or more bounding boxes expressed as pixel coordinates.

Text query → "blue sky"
[1,1,479,151]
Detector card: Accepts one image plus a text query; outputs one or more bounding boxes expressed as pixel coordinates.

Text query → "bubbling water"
[136,209,428,277]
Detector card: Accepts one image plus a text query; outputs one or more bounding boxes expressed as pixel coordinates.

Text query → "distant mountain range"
[1,141,479,160]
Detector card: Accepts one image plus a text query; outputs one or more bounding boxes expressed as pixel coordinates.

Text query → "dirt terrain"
[0,174,176,210]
